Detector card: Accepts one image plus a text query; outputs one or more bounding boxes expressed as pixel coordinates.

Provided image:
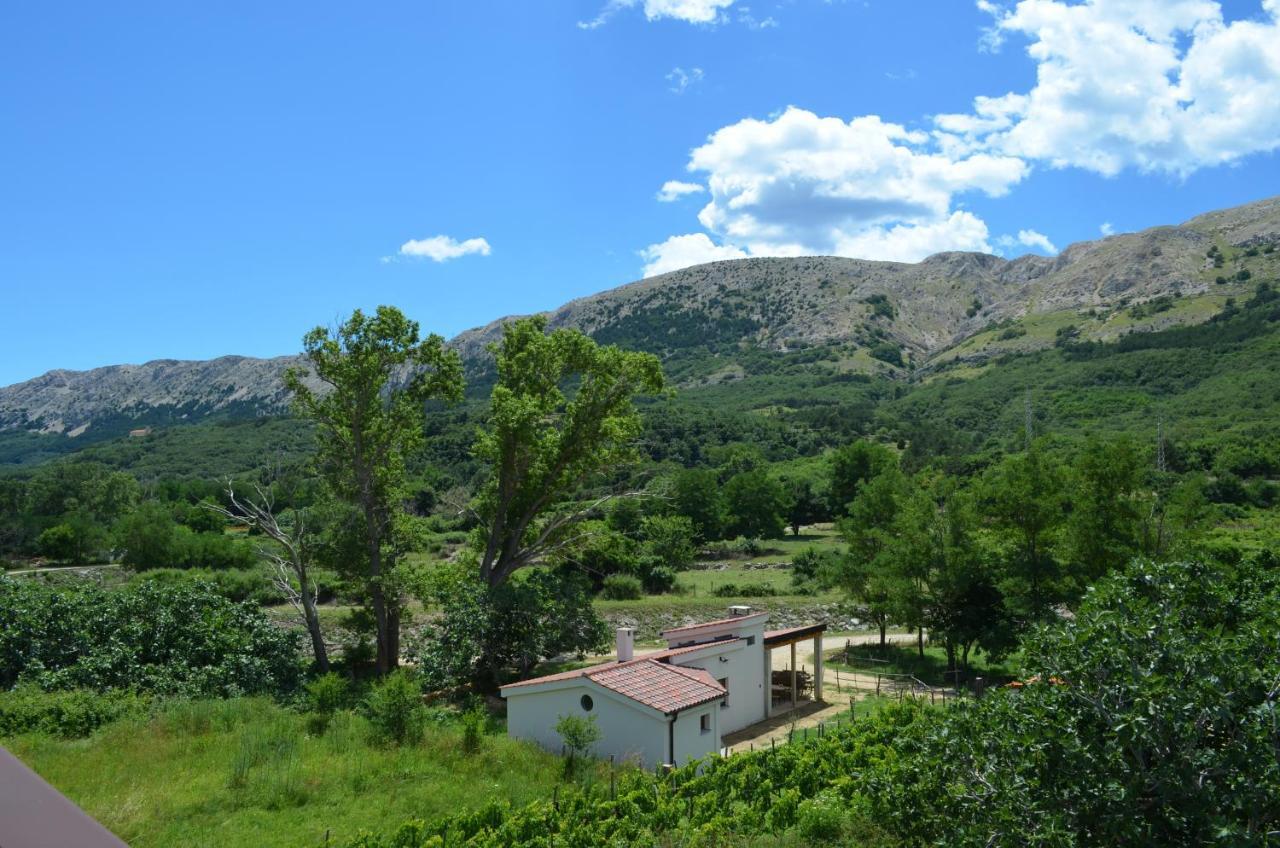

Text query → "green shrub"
[0,686,145,738]
[600,573,643,600]
[460,705,486,754]
[710,582,778,598]
[795,793,847,844]
[364,670,425,746]
[305,672,351,734]
[0,576,301,698]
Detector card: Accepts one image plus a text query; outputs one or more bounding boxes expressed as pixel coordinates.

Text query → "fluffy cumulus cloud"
[936,0,1280,176]
[640,233,747,277]
[397,235,491,262]
[640,1,1280,275]
[656,180,706,202]
[995,228,1059,255]
[641,106,1028,272]
[580,0,735,28]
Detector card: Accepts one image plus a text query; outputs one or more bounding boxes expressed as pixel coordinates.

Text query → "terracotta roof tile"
[589,660,725,714]
[501,639,737,692]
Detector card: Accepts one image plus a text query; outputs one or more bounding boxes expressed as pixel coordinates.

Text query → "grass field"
[826,642,1020,688]
[3,698,588,848]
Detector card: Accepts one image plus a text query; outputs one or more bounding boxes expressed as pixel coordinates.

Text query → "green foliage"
[724,470,787,539]
[978,443,1068,620]
[364,669,426,746]
[474,316,666,588]
[827,440,895,515]
[115,502,255,571]
[126,567,291,606]
[670,467,728,542]
[554,713,601,777]
[460,704,486,755]
[640,514,696,570]
[868,341,904,366]
[0,686,146,738]
[862,293,896,320]
[0,577,301,697]
[288,305,464,674]
[306,673,351,716]
[600,573,643,600]
[413,566,608,689]
[344,557,1280,848]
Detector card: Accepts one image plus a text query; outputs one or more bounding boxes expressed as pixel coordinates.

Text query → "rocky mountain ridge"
[3,194,1278,440]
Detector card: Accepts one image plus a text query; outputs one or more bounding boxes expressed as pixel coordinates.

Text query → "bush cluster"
[0,577,301,697]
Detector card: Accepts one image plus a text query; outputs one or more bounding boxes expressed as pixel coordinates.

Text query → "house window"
[746,636,756,646]
[580,694,594,712]
[700,713,711,734]
[718,678,729,708]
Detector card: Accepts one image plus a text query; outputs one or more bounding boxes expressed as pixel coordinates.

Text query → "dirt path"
[4,564,121,577]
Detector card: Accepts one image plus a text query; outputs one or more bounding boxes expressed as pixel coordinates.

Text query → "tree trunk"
[917,626,925,658]
[878,619,887,649]
[366,509,397,675]
[300,585,330,673]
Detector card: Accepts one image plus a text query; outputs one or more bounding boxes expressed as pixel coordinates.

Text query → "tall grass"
[3,696,578,848]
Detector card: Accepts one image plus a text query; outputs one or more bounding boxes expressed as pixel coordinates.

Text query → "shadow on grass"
[832,642,1017,688]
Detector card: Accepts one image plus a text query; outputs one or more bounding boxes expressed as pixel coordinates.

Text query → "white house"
[500,606,826,768]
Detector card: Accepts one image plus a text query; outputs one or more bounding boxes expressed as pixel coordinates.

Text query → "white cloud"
[996,228,1058,255]
[397,235,492,262]
[640,233,747,276]
[937,0,1280,176]
[1100,221,1114,236]
[677,106,1027,261]
[580,0,735,28]
[667,66,705,94]
[656,180,706,202]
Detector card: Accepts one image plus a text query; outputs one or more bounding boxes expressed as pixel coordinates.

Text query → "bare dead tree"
[207,483,330,672]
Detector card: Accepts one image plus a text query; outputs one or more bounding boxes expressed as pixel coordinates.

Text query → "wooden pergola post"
[790,641,797,708]
[814,633,824,702]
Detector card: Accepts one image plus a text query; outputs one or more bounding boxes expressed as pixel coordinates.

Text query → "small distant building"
[500,607,825,768]
[128,427,151,438]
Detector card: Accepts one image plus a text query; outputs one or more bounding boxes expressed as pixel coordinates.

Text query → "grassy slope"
[3,698,579,848]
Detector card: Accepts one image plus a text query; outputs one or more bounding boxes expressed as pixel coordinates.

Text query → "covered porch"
[763,623,826,718]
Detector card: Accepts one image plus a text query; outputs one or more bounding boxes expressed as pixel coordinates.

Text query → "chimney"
[616,627,635,662]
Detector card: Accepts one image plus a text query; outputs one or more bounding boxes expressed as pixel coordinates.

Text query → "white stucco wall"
[671,706,720,766]
[673,623,767,734]
[505,683,668,768]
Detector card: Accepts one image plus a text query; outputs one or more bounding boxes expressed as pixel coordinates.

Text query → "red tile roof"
[502,639,737,692]
[501,640,743,714]
[589,660,725,714]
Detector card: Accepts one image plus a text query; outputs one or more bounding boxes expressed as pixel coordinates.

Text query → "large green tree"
[834,466,908,647]
[724,469,788,540]
[286,306,463,674]
[1064,435,1146,586]
[979,442,1067,622]
[473,316,665,589]
[828,440,895,516]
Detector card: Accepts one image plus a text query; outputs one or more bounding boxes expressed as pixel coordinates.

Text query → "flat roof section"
[763,623,827,647]
[0,744,128,848]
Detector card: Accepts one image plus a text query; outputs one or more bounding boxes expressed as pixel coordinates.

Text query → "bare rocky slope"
[3,194,1278,441]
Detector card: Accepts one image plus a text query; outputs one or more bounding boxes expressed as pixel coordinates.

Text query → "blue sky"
[2,0,1278,386]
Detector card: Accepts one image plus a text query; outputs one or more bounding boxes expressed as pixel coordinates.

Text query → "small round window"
[580,694,594,712]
